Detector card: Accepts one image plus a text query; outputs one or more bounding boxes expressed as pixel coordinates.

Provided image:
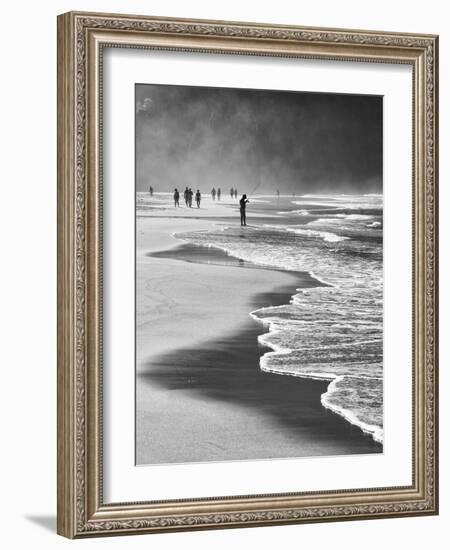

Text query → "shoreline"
[137,223,382,464]
[148,242,324,277]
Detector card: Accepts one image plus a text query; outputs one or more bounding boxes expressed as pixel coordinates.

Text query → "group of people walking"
[211,187,221,200]
[208,187,239,200]
[172,187,202,208]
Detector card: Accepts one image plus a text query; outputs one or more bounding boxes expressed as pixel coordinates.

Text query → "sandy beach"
[136,196,381,464]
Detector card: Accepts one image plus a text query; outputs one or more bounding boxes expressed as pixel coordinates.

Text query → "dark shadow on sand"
[149,242,280,271]
[139,265,382,459]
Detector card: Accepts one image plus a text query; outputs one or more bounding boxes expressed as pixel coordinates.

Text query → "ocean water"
[177,194,383,444]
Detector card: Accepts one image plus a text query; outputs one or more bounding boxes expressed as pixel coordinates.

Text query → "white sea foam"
[292,193,382,211]
[292,200,344,208]
[261,223,349,244]
[306,271,335,287]
[250,301,383,442]
[285,227,350,242]
[277,209,310,215]
[321,378,384,443]
[335,214,373,220]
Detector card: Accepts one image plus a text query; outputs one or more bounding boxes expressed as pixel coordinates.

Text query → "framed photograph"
[57,11,439,538]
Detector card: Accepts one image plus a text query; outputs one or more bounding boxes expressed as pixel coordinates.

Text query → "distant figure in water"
[184,187,189,206]
[276,189,280,199]
[217,188,221,200]
[230,187,234,198]
[239,194,249,226]
[234,188,238,199]
[292,191,296,197]
[149,185,153,196]
[195,189,201,208]
[211,187,216,200]
[188,188,193,208]
[173,188,180,207]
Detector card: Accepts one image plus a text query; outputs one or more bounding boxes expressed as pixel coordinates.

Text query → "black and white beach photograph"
[135,83,383,465]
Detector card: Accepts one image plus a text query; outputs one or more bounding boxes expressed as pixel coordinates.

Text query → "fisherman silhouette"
[239,194,249,226]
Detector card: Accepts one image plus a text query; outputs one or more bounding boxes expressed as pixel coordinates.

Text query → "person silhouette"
[173,188,180,207]
[239,194,249,226]
[217,188,221,200]
[195,189,201,208]
[211,187,216,200]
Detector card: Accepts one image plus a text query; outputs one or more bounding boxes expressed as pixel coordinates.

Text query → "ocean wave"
[292,200,345,208]
[261,224,349,243]
[277,209,310,215]
[292,193,382,211]
[321,378,383,443]
[335,214,374,220]
[251,306,383,442]
[286,227,349,242]
[307,271,335,287]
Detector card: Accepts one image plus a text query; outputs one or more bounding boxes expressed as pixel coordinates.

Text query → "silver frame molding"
[57,11,439,539]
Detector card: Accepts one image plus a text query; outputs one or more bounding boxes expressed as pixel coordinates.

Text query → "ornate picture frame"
[57,11,438,538]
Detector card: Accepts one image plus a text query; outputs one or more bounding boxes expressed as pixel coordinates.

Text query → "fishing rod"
[249,178,262,196]
[247,117,262,197]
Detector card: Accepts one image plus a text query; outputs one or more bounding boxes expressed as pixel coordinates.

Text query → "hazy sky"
[135,83,382,194]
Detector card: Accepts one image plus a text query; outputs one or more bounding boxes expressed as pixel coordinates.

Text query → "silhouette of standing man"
[239,194,249,226]
[173,188,180,207]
